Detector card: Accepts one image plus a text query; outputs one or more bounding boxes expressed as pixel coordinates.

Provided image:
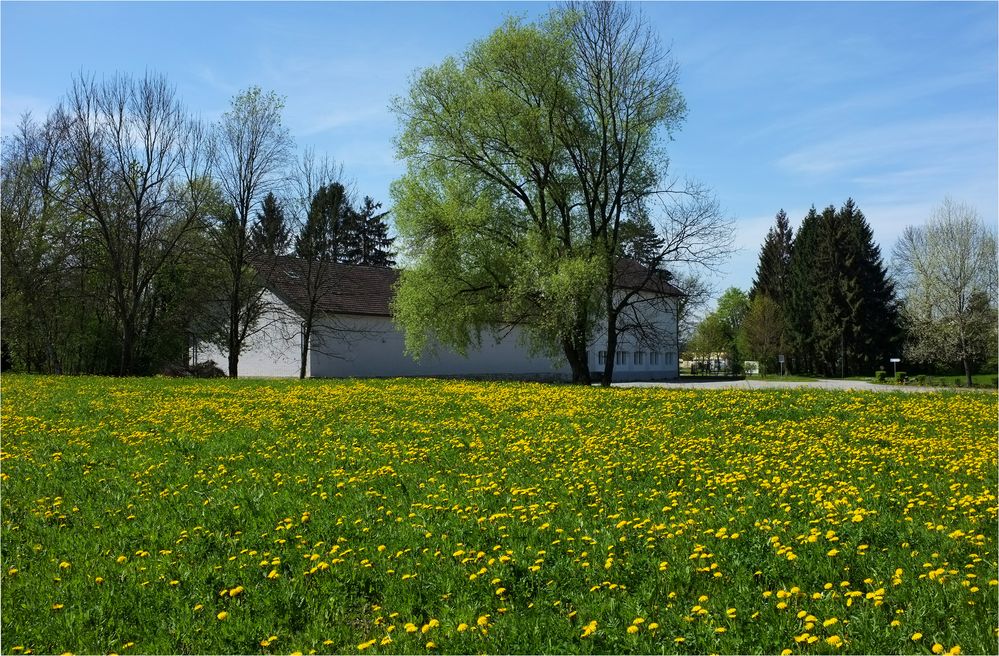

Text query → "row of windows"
[596,350,677,366]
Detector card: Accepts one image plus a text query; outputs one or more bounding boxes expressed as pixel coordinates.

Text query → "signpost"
[779,354,785,377]
[890,357,900,378]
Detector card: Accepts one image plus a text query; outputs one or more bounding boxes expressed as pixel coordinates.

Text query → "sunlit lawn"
[2,376,996,654]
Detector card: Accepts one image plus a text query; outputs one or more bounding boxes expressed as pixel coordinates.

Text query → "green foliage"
[688,288,748,374]
[391,4,701,384]
[740,294,783,374]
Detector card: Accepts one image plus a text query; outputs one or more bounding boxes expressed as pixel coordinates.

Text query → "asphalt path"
[612,378,985,393]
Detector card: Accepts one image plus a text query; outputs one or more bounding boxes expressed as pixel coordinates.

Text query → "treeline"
[1,74,394,377]
[689,198,997,383]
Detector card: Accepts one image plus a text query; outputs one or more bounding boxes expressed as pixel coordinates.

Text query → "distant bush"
[874,371,886,383]
[162,360,226,378]
[894,371,907,383]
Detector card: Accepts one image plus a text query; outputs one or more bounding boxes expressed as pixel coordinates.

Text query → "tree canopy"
[391,2,729,384]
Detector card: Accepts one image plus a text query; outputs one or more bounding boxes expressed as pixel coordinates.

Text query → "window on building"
[598,351,606,365]
[616,350,627,365]
[665,350,676,364]
[650,351,660,366]
[634,351,644,365]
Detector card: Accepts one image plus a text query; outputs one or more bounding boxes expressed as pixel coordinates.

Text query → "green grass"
[1,375,996,654]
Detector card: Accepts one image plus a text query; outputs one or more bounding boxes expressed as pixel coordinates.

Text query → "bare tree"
[565,2,734,384]
[892,198,998,385]
[210,87,293,377]
[287,150,349,379]
[56,73,213,375]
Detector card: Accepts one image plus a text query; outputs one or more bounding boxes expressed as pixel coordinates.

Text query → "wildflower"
[826,635,843,647]
[581,620,598,638]
[216,611,228,621]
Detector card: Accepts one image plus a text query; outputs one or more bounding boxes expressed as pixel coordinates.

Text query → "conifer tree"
[249,192,290,257]
[787,207,821,373]
[347,196,396,267]
[785,200,901,376]
[750,209,794,305]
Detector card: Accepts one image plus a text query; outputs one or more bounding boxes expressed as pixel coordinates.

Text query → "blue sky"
[3,1,997,304]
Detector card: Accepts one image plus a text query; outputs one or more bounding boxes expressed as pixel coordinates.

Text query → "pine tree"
[348,196,396,267]
[249,192,290,257]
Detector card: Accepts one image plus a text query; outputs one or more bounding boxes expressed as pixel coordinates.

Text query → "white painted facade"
[194,291,679,381]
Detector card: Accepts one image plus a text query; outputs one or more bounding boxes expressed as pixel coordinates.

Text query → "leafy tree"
[391,3,730,385]
[686,287,747,374]
[249,192,290,257]
[740,294,783,374]
[893,198,998,385]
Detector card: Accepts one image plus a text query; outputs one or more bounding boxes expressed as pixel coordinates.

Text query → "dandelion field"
[1,376,996,655]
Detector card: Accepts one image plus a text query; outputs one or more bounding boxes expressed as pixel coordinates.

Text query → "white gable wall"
[194,291,301,378]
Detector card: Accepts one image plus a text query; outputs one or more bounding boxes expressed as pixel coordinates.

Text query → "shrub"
[874,371,886,383]
[894,371,907,383]
[162,360,226,378]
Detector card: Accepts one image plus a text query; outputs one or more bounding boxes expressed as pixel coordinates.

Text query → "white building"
[194,257,681,381]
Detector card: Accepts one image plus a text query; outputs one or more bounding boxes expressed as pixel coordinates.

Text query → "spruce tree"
[838,198,902,374]
[249,192,290,257]
[750,209,794,305]
[348,196,396,267]
[295,183,354,262]
[785,199,902,376]
[786,207,821,373]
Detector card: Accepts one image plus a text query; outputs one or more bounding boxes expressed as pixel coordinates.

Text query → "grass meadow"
[1,376,996,654]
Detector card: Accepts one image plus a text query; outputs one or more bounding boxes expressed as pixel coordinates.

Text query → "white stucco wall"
[309,315,569,379]
[193,290,679,381]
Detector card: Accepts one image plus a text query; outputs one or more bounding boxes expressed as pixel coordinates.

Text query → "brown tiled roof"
[253,256,681,319]
[253,256,398,318]
[614,258,685,296]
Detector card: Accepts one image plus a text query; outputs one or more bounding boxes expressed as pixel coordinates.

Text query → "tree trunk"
[299,323,311,380]
[963,357,973,387]
[601,292,618,387]
[562,336,591,385]
[119,320,135,376]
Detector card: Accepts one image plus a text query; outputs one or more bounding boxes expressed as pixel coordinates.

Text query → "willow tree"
[391,2,729,384]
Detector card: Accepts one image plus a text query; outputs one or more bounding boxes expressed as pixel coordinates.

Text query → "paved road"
[613,378,982,393]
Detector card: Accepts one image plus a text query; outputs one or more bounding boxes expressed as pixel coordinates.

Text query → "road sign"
[778,354,785,363]
[889,358,900,363]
